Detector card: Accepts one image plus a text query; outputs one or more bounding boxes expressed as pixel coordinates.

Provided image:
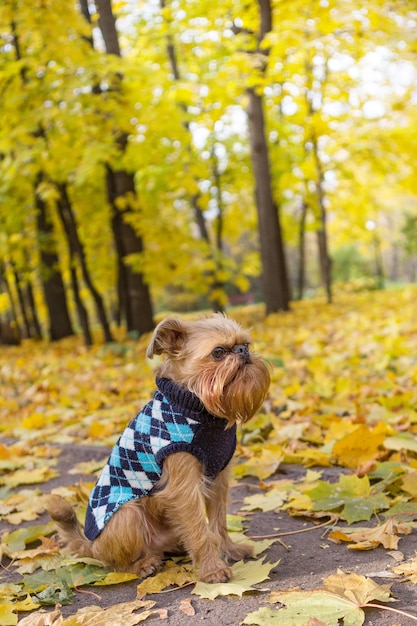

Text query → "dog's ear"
[146,318,187,358]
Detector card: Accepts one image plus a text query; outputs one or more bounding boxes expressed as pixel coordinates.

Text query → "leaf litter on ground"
[3,290,417,622]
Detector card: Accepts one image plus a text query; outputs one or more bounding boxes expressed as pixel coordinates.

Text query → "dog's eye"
[211,346,227,361]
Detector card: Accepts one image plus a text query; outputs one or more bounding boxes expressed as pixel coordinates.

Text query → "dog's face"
[146,314,270,423]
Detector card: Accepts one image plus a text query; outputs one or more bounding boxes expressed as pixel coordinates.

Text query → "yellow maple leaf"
[332,423,387,468]
[234,445,284,480]
[2,467,58,488]
[136,561,196,595]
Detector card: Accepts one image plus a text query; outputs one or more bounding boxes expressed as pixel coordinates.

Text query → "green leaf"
[1,523,55,553]
[227,514,247,532]
[35,580,75,606]
[242,592,365,626]
[384,434,417,454]
[306,474,390,523]
[21,563,110,596]
[382,501,417,522]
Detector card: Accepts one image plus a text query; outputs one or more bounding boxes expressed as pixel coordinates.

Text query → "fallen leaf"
[18,605,63,625]
[179,598,195,616]
[322,569,394,604]
[1,523,56,553]
[244,591,365,625]
[306,474,390,524]
[68,459,107,476]
[136,561,196,595]
[241,485,288,512]
[328,519,412,550]
[192,558,279,600]
[332,424,387,469]
[392,551,417,583]
[1,467,58,488]
[60,598,157,625]
[234,445,284,480]
[93,571,138,585]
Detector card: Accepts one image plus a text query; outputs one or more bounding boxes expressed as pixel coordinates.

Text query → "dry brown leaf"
[18,606,63,626]
[61,599,156,625]
[179,598,195,616]
[329,519,411,550]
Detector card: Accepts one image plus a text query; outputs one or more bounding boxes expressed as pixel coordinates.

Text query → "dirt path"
[2,444,417,625]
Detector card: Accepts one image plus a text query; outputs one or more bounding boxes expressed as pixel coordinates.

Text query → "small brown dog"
[47,314,270,583]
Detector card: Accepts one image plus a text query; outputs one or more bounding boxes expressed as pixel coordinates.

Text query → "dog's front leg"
[156,452,232,583]
[206,465,254,563]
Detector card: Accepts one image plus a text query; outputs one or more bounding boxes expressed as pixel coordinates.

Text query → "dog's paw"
[222,541,254,563]
[200,561,232,583]
[131,555,162,579]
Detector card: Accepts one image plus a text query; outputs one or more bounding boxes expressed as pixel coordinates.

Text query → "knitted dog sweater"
[84,377,237,540]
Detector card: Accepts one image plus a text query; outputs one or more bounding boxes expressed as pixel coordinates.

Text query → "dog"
[47,314,270,583]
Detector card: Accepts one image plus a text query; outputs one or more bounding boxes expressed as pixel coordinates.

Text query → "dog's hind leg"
[206,466,254,563]
[155,452,232,583]
[88,500,165,577]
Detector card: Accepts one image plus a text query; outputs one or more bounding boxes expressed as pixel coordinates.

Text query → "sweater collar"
[156,376,222,422]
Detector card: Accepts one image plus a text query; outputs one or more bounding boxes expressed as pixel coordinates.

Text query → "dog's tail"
[46,494,93,558]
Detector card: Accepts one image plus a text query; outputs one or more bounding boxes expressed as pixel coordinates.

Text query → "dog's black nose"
[232,343,251,363]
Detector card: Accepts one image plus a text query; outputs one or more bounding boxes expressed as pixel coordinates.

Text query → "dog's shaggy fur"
[47,315,270,583]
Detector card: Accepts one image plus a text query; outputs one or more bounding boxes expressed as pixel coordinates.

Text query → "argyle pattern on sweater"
[84,377,237,540]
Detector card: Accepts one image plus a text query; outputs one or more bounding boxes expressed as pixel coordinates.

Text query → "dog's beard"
[185,355,270,423]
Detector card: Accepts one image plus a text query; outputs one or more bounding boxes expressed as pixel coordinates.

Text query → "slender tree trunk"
[56,183,114,343]
[56,190,93,346]
[311,135,332,303]
[245,0,290,314]
[24,278,43,340]
[35,182,74,341]
[11,266,31,338]
[70,263,93,346]
[304,53,332,303]
[297,201,308,300]
[0,264,21,343]
[210,144,226,312]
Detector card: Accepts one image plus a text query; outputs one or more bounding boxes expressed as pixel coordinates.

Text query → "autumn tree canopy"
[0,0,416,342]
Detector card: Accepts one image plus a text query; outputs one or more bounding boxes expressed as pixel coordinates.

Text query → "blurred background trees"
[0,0,416,343]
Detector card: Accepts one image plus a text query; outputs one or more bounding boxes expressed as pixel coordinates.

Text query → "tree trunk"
[245,0,290,314]
[11,266,31,338]
[70,263,93,346]
[297,201,308,300]
[56,183,114,343]
[106,167,154,334]
[35,183,74,341]
[92,0,154,335]
[56,189,93,346]
[57,190,93,346]
[304,53,332,304]
[247,88,290,313]
[0,264,21,344]
[311,135,332,303]
[24,277,43,340]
